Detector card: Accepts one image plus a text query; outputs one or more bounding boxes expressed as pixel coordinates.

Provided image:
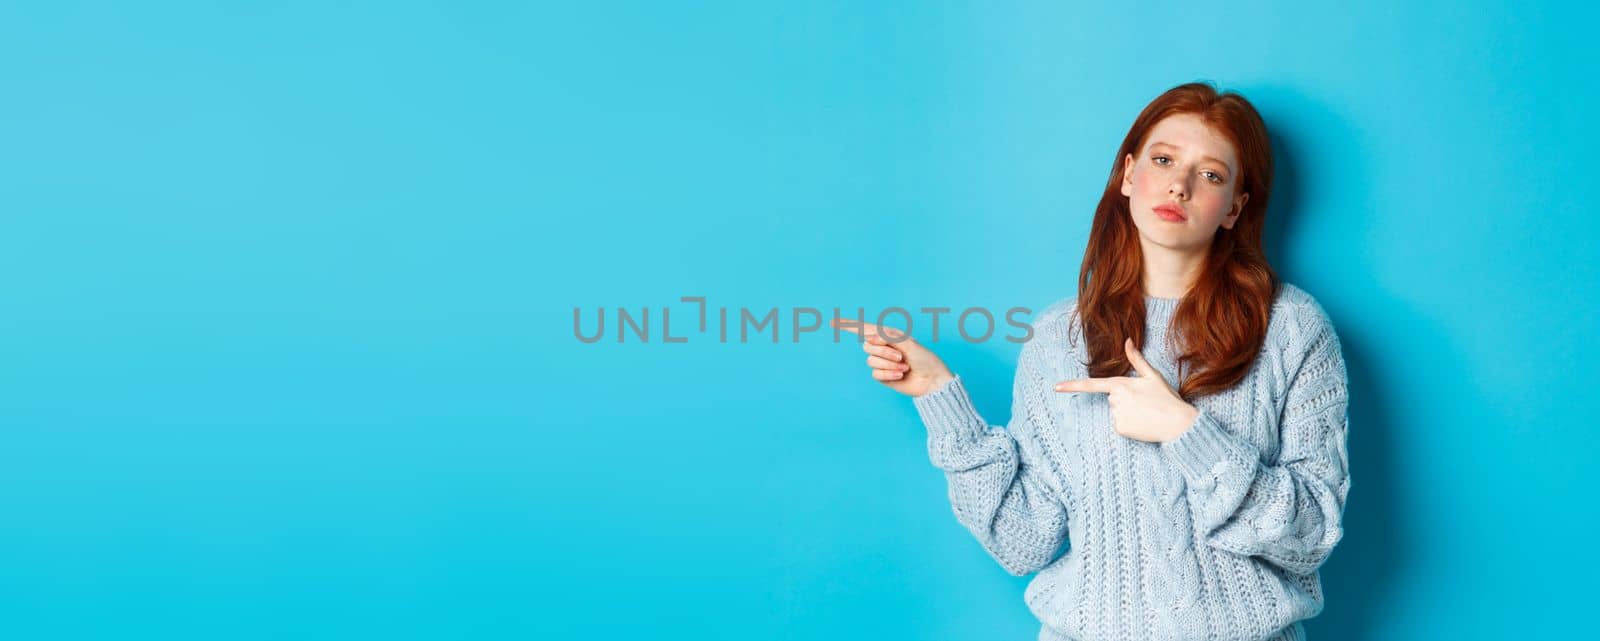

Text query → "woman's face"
[1120,113,1249,252]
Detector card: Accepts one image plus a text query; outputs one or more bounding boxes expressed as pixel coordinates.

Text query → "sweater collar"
[1142,295,1183,360]
[1144,294,1181,322]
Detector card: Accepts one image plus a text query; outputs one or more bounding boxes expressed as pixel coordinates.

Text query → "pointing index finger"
[831,318,900,345]
[831,318,872,334]
[1054,378,1120,394]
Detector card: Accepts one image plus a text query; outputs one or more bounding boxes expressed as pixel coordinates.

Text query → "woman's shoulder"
[1273,281,1321,313]
[1035,295,1079,329]
[1032,295,1081,337]
[1271,282,1342,356]
[1018,295,1083,358]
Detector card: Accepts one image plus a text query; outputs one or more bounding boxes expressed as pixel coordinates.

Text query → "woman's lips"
[1154,205,1187,222]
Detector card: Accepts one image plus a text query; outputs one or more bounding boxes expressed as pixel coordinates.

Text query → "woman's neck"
[1141,240,1206,299]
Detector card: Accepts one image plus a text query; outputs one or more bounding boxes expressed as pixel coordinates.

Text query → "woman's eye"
[1203,171,1223,183]
[1153,155,1171,165]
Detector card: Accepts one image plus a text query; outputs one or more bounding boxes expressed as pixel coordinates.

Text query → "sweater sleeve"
[910,338,1069,577]
[1158,310,1351,576]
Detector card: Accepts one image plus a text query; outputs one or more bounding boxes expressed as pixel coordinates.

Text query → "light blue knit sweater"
[911,283,1349,641]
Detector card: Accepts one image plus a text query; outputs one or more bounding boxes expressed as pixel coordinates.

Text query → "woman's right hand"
[831,318,955,397]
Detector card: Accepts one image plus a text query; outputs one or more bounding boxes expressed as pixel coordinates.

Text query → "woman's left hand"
[1054,337,1200,443]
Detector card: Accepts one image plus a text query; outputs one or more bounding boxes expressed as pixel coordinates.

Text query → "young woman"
[835,82,1350,641]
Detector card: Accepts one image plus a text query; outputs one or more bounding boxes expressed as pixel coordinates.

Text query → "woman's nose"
[1168,179,1189,199]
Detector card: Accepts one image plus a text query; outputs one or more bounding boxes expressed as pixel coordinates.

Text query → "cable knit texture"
[911,283,1349,641]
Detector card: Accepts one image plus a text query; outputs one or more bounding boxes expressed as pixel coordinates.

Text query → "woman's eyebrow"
[1148,141,1230,170]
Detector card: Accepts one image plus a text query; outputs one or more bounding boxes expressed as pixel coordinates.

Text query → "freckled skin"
[1120,113,1250,254]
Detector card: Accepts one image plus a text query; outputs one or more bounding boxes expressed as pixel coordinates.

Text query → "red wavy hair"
[1075,81,1278,400]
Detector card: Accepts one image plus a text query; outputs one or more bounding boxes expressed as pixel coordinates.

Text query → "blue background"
[2,1,1595,639]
